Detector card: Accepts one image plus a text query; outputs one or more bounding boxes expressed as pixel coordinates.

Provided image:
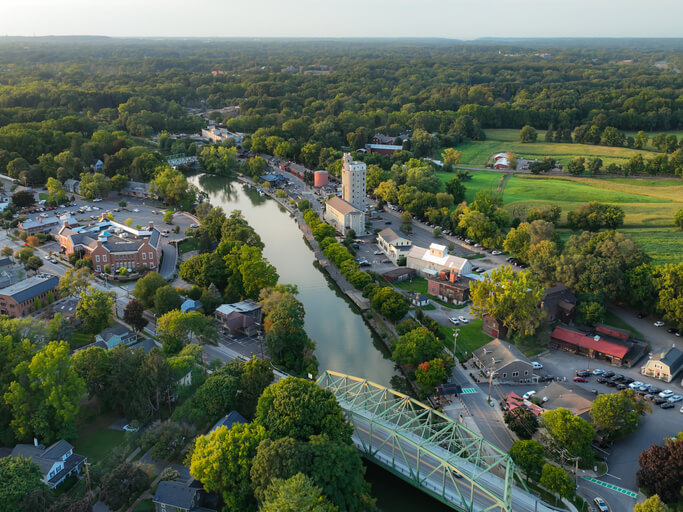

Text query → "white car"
[654,321,665,327]
[629,381,644,389]
[458,316,469,324]
[523,391,536,400]
[593,497,608,512]
[532,362,543,369]
[133,208,140,213]
[659,390,674,398]
[592,369,605,375]
[491,250,502,255]
[680,405,683,413]
[374,250,382,255]
[93,198,102,202]
[449,317,460,326]
[668,394,683,403]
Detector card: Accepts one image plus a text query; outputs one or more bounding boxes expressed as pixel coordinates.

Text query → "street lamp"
[453,328,460,363]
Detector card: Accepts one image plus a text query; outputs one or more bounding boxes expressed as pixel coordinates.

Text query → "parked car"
[491,250,502,255]
[458,316,469,324]
[668,395,683,403]
[637,312,646,319]
[644,394,654,401]
[575,370,591,377]
[596,376,608,384]
[373,250,382,255]
[133,208,140,213]
[680,405,683,413]
[661,402,675,409]
[666,327,677,334]
[611,374,625,382]
[592,368,606,375]
[654,321,665,327]
[573,377,588,383]
[621,376,634,385]
[616,383,627,390]
[629,381,644,389]
[449,317,460,326]
[93,198,102,202]
[532,362,543,369]
[190,223,199,228]
[606,380,618,387]
[653,396,667,405]
[602,370,615,378]
[123,424,139,432]
[523,391,536,400]
[659,390,674,398]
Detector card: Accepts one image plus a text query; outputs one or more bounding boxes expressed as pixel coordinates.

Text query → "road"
[347,406,558,512]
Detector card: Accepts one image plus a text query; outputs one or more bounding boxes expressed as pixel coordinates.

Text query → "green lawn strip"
[601,311,645,339]
[437,320,493,360]
[72,413,126,464]
[70,332,94,350]
[134,500,155,512]
[39,193,49,201]
[178,238,199,254]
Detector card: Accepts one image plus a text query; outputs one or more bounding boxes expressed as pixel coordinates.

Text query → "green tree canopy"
[260,473,338,512]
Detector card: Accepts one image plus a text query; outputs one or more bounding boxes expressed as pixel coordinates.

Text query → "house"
[641,347,683,383]
[427,272,473,305]
[504,392,544,417]
[18,216,61,235]
[94,159,104,171]
[201,126,243,145]
[472,338,536,383]
[181,299,202,313]
[406,243,473,279]
[209,411,247,434]
[493,158,510,170]
[364,143,403,156]
[214,300,262,323]
[259,174,285,187]
[52,296,80,320]
[153,480,216,512]
[95,325,138,350]
[8,439,86,489]
[63,179,80,194]
[482,314,509,339]
[0,274,59,317]
[324,196,365,236]
[381,267,416,284]
[410,293,430,307]
[377,228,411,263]
[215,300,262,335]
[540,284,576,323]
[493,153,508,161]
[537,382,594,419]
[121,181,152,199]
[373,133,397,145]
[550,325,647,367]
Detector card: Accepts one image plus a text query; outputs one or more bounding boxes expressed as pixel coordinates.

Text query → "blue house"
[181,299,202,313]
[95,325,138,350]
[259,173,285,187]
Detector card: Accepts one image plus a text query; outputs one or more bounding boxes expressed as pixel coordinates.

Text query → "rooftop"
[326,196,362,216]
[0,274,59,303]
[209,411,247,434]
[473,338,532,371]
[154,481,198,510]
[551,326,629,359]
[407,244,471,273]
[658,347,683,374]
[215,300,261,317]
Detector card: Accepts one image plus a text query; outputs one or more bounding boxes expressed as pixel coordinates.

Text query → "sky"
[2,0,682,39]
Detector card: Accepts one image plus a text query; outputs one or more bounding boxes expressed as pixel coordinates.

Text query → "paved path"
[159,244,177,279]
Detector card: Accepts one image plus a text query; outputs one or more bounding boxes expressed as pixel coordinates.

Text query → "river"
[190,174,452,512]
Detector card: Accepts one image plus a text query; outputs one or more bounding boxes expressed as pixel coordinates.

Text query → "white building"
[377,227,411,262]
[406,243,473,278]
[341,152,366,211]
[324,196,365,236]
[201,126,244,145]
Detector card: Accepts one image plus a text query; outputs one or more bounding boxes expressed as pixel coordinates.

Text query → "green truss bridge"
[317,371,560,512]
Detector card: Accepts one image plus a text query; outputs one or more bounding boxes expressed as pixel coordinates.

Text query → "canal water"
[190,174,452,512]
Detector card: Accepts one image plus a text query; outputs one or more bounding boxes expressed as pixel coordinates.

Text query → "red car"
[573,377,588,383]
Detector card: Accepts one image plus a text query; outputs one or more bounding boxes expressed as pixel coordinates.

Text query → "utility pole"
[487,357,495,403]
[453,328,460,363]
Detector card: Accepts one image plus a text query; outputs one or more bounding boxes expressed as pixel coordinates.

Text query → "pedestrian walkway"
[582,477,639,498]
[460,387,479,394]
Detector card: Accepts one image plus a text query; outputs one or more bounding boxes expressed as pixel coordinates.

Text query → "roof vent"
[594,335,600,341]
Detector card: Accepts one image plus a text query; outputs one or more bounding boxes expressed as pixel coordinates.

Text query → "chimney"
[148,221,154,230]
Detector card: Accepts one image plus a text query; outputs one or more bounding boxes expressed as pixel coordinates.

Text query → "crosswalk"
[583,477,638,498]
[460,387,479,394]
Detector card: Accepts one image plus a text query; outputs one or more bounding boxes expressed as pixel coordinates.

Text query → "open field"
[440,129,665,167]
[437,321,492,360]
[72,412,126,463]
[436,170,683,265]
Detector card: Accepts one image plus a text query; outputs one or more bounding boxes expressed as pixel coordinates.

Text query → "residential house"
[181,299,202,313]
[377,228,411,263]
[536,381,594,419]
[540,284,577,323]
[364,143,404,156]
[63,179,80,194]
[550,325,647,367]
[482,314,509,339]
[0,274,59,317]
[411,293,430,308]
[8,439,86,489]
[95,326,138,350]
[472,338,536,384]
[324,196,365,236]
[406,243,473,279]
[153,480,216,512]
[121,181,152,199]
[427,272,473,305]
[641,347,683,383]
[18,216,61,235]
[209,411,247,434]
[215,300,262,336]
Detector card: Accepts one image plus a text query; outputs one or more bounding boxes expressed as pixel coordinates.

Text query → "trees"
[0,456,46,511]
[260,473,338,512]
[634,495,669,512]
[540,408,595,461]
[133,271,167,308]
[156,310,218,355]
[509,440,545,482]
[123,298,147,332]
[163,210,174,224]
[79,172,110,199]
[11,190,36,208]
[504,408,539,439]
[76,286,114,333]
[190,423,268,511]
[636,437,683,504]
[540,463,574,500]
[150,166,195,206]
[5,341,86,443]
[369,287,409,322]
[519,125,537,143]
[442,148,462,167]
[153,285,182,315]
[566,157,585,175]
[656,263,683,329]
[567,202,624,231]
[256,378,352,443]
[46,177,67,204]
[100,462,149,510]
[590,390,650,439]
[415,358,448,394]
[470,267,545,340]
[445,177,466,203]
[391,327,443,366]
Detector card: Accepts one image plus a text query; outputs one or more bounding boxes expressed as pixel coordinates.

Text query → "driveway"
[608,304,681,353]
[159,244,177,279]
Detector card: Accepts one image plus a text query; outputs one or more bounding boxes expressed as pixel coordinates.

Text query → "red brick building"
[0,274,59,317]
[427,272,473,305]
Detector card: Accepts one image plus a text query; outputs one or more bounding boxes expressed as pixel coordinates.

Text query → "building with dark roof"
[153,480,216,512]
[381,267,416,284]
[377,227,411,262]
[427,271,473,305]
[0,274,59,317]
[8,439,86,489]
[472,338,536,384]
[209,411,247,434]
[259,173,285,187]
[550,325,647,367]
[641,347,683,383]
[540,284,577,323]
[95,325,138,350]
[18,216,61,234]
[121,181,152,198]
[214,300,262,336]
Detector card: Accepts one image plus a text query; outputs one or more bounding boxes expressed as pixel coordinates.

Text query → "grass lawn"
[601,310,644,339]
[178,237,199,254]
[436,320,493,360]
[39,193,49,201]
[134,500,155,512]
[72,412,126,464]
[394,277,428,295]
[70,332,94,350]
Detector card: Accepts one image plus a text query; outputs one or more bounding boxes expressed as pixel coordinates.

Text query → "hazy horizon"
[2,0,682,39]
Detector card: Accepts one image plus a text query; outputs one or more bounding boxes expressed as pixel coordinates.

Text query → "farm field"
[440,129,666,167]
[436,171,683,265]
